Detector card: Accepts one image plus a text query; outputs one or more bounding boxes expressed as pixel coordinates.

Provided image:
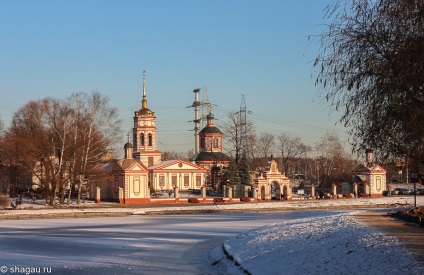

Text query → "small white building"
[89,142,150,204]
[254,160,291,201]
[351,149,387,197]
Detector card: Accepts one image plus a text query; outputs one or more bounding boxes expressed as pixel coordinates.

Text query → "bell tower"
[199,113,223,153]
[132,70,161,167]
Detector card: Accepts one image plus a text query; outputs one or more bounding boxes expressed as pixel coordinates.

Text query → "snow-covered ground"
[1,196,423,274]
[209,212,423,275]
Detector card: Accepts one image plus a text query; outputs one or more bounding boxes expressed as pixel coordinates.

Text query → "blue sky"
[0,0,348,155]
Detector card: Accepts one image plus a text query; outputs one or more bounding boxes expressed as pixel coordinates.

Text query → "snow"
[216,213,422,274]
[1,196,423,274]
[1,195,419,216]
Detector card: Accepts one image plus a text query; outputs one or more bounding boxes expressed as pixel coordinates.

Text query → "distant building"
[254,159,291,201]
[89,72,207,203]
[194,113,230,190]
[131,73,161,167]
[351,149,387,197]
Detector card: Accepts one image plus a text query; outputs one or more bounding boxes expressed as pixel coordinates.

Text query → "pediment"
[126,162,149,172]
[265,160,280,175]
[352,165,371,173]
[370,164,387,173]
[352,164,387,174]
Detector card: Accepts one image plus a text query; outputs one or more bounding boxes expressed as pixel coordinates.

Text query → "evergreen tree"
[226,158,240,185]
[239,153,252,185]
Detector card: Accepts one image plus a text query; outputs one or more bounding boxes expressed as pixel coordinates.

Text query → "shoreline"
[0,197,415,220]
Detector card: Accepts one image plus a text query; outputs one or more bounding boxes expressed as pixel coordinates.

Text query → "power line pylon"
[200,86,212,129]
[188,88,201,154]
[188,87,216,155]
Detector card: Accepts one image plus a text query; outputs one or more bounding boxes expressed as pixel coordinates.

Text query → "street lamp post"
[411,172,418,208]
[402,143,417,208]
[414,180,417,208]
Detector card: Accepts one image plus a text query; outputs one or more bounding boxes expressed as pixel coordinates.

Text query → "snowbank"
[220,212,423,275]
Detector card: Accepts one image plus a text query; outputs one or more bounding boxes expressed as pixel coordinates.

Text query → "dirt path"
[353,210,424,265]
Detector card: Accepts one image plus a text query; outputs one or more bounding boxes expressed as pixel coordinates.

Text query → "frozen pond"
[0,210,348,274]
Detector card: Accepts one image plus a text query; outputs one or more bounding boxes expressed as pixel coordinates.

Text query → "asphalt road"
[353,210,424,265]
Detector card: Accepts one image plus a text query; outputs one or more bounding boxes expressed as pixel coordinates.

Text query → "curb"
[0,203,411,220]
[221,243,251,275]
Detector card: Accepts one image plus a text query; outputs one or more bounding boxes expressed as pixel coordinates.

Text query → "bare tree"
[223,112,255,185]
[314,0,424,164]
[256,132,275,159]
[223,111,254,164]
[278,133,310,175]
[65,91,121,204]
[44,98,74,204]
[161,150,191,161]
[5,92,121,205]
[247,132,275,170]
[0,117,4,164]
[314,133,356,185]
[7,99,66,204]
[0,116,4,134]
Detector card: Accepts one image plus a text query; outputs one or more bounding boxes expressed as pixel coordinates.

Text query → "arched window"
[148,134,152,146]
[140,133,144,146]
[133,133,137,149]
[213,137,219,148]
[200,138,205,149]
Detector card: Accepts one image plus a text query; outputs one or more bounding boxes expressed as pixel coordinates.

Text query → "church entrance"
[261,186,266,200]
[270,181,281,200]
[283,186,288,200]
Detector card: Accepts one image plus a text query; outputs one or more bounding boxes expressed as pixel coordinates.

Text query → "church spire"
[137,70,154,117]
[141,70,147,109]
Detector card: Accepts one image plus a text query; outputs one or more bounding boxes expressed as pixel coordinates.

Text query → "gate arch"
[254,160,291,201]
[270,181,281,200]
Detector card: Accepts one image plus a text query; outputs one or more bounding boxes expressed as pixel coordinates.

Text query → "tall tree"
[161,150,192,161]
[65,92,121,204]
[314,133,355,185]
[7,99,66,204]
[256,132,275,159]
[223,112,256,186]
[314,0,424,164]
[278,133,310,175]
[5,92,121,205]
[0,117,4,164]
[223,111,255,164]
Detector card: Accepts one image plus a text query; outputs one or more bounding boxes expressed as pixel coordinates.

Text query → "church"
[90,72,209,204]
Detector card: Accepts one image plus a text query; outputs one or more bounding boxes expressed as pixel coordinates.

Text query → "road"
[0,210,348,274]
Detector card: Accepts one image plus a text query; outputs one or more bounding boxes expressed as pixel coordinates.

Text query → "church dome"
[195,151,230,162]
[199,126,222,134]
[124,142,133,149]
[199,112,222,134]
[137,107,154,117]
